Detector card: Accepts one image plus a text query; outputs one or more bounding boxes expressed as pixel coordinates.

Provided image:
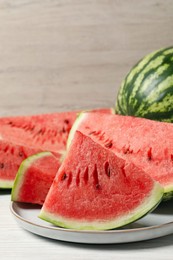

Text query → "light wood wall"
[0,0,173,115]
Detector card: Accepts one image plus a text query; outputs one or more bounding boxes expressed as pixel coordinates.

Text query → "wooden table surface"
[0,1,173,259]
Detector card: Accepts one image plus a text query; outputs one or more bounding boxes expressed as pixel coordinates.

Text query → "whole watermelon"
[115,46,173,122]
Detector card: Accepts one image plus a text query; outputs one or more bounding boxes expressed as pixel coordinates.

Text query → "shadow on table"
[0,189,11,195]
[31,230,173,251]
[153,200,173,215]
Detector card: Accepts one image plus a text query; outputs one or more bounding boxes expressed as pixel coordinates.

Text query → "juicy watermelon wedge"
[67,112,173,199]
[39,131,163,231]
[0,108,112,188]
[0,139,44,188]
[11,152,60,205]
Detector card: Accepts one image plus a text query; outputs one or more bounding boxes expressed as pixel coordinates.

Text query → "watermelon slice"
[11,152,59,205]
[0,139,44,188]
[0,108,111,188]
[39,131,163,230]
[67,112,173,199]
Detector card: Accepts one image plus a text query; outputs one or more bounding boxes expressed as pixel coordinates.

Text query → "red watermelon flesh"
[0,108,112,188]
[11,152,60,205]
[0,111,77,188]
[0,139,44,188]
[0,111,78,153]
[39,131,163,230]
[68,112,173,198]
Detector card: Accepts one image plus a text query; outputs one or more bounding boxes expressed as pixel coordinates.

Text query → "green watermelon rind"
[0,179,14,189]
[11,151,52,202]
[39,181,163,230]
[162,185,173,200]
[66,113,87,150]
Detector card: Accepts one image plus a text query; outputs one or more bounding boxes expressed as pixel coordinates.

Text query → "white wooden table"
[0,1,173,259]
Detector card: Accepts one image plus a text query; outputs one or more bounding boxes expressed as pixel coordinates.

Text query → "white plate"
[10,201,173,244]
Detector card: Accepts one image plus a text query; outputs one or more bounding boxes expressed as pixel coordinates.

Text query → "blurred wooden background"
[0,0,173,116]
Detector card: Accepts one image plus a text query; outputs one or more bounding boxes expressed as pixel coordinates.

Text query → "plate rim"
[10,201,173,243]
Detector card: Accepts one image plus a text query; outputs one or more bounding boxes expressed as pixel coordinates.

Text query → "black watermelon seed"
[62,127,66,133]
[88,131,96,135]
[61,173,67,181]
[64,119,69,124]
[76,170,80,186]
[93,165,99,187]
[37,129,43,134]
[147,148,152,160]
[0,163,4,169]
[96,183,101,189]
[104,161,110,177]
[19,152,23,157]
[83,167,89,184]
[105,141,113,148]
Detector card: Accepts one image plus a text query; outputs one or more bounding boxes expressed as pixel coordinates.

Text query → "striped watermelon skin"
[115,46,173,122]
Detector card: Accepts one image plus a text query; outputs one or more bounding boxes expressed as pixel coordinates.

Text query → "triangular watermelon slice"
[67,112,173,199]
[39,131,163,230]
[0,108,112,188]
[11,152,59,205]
